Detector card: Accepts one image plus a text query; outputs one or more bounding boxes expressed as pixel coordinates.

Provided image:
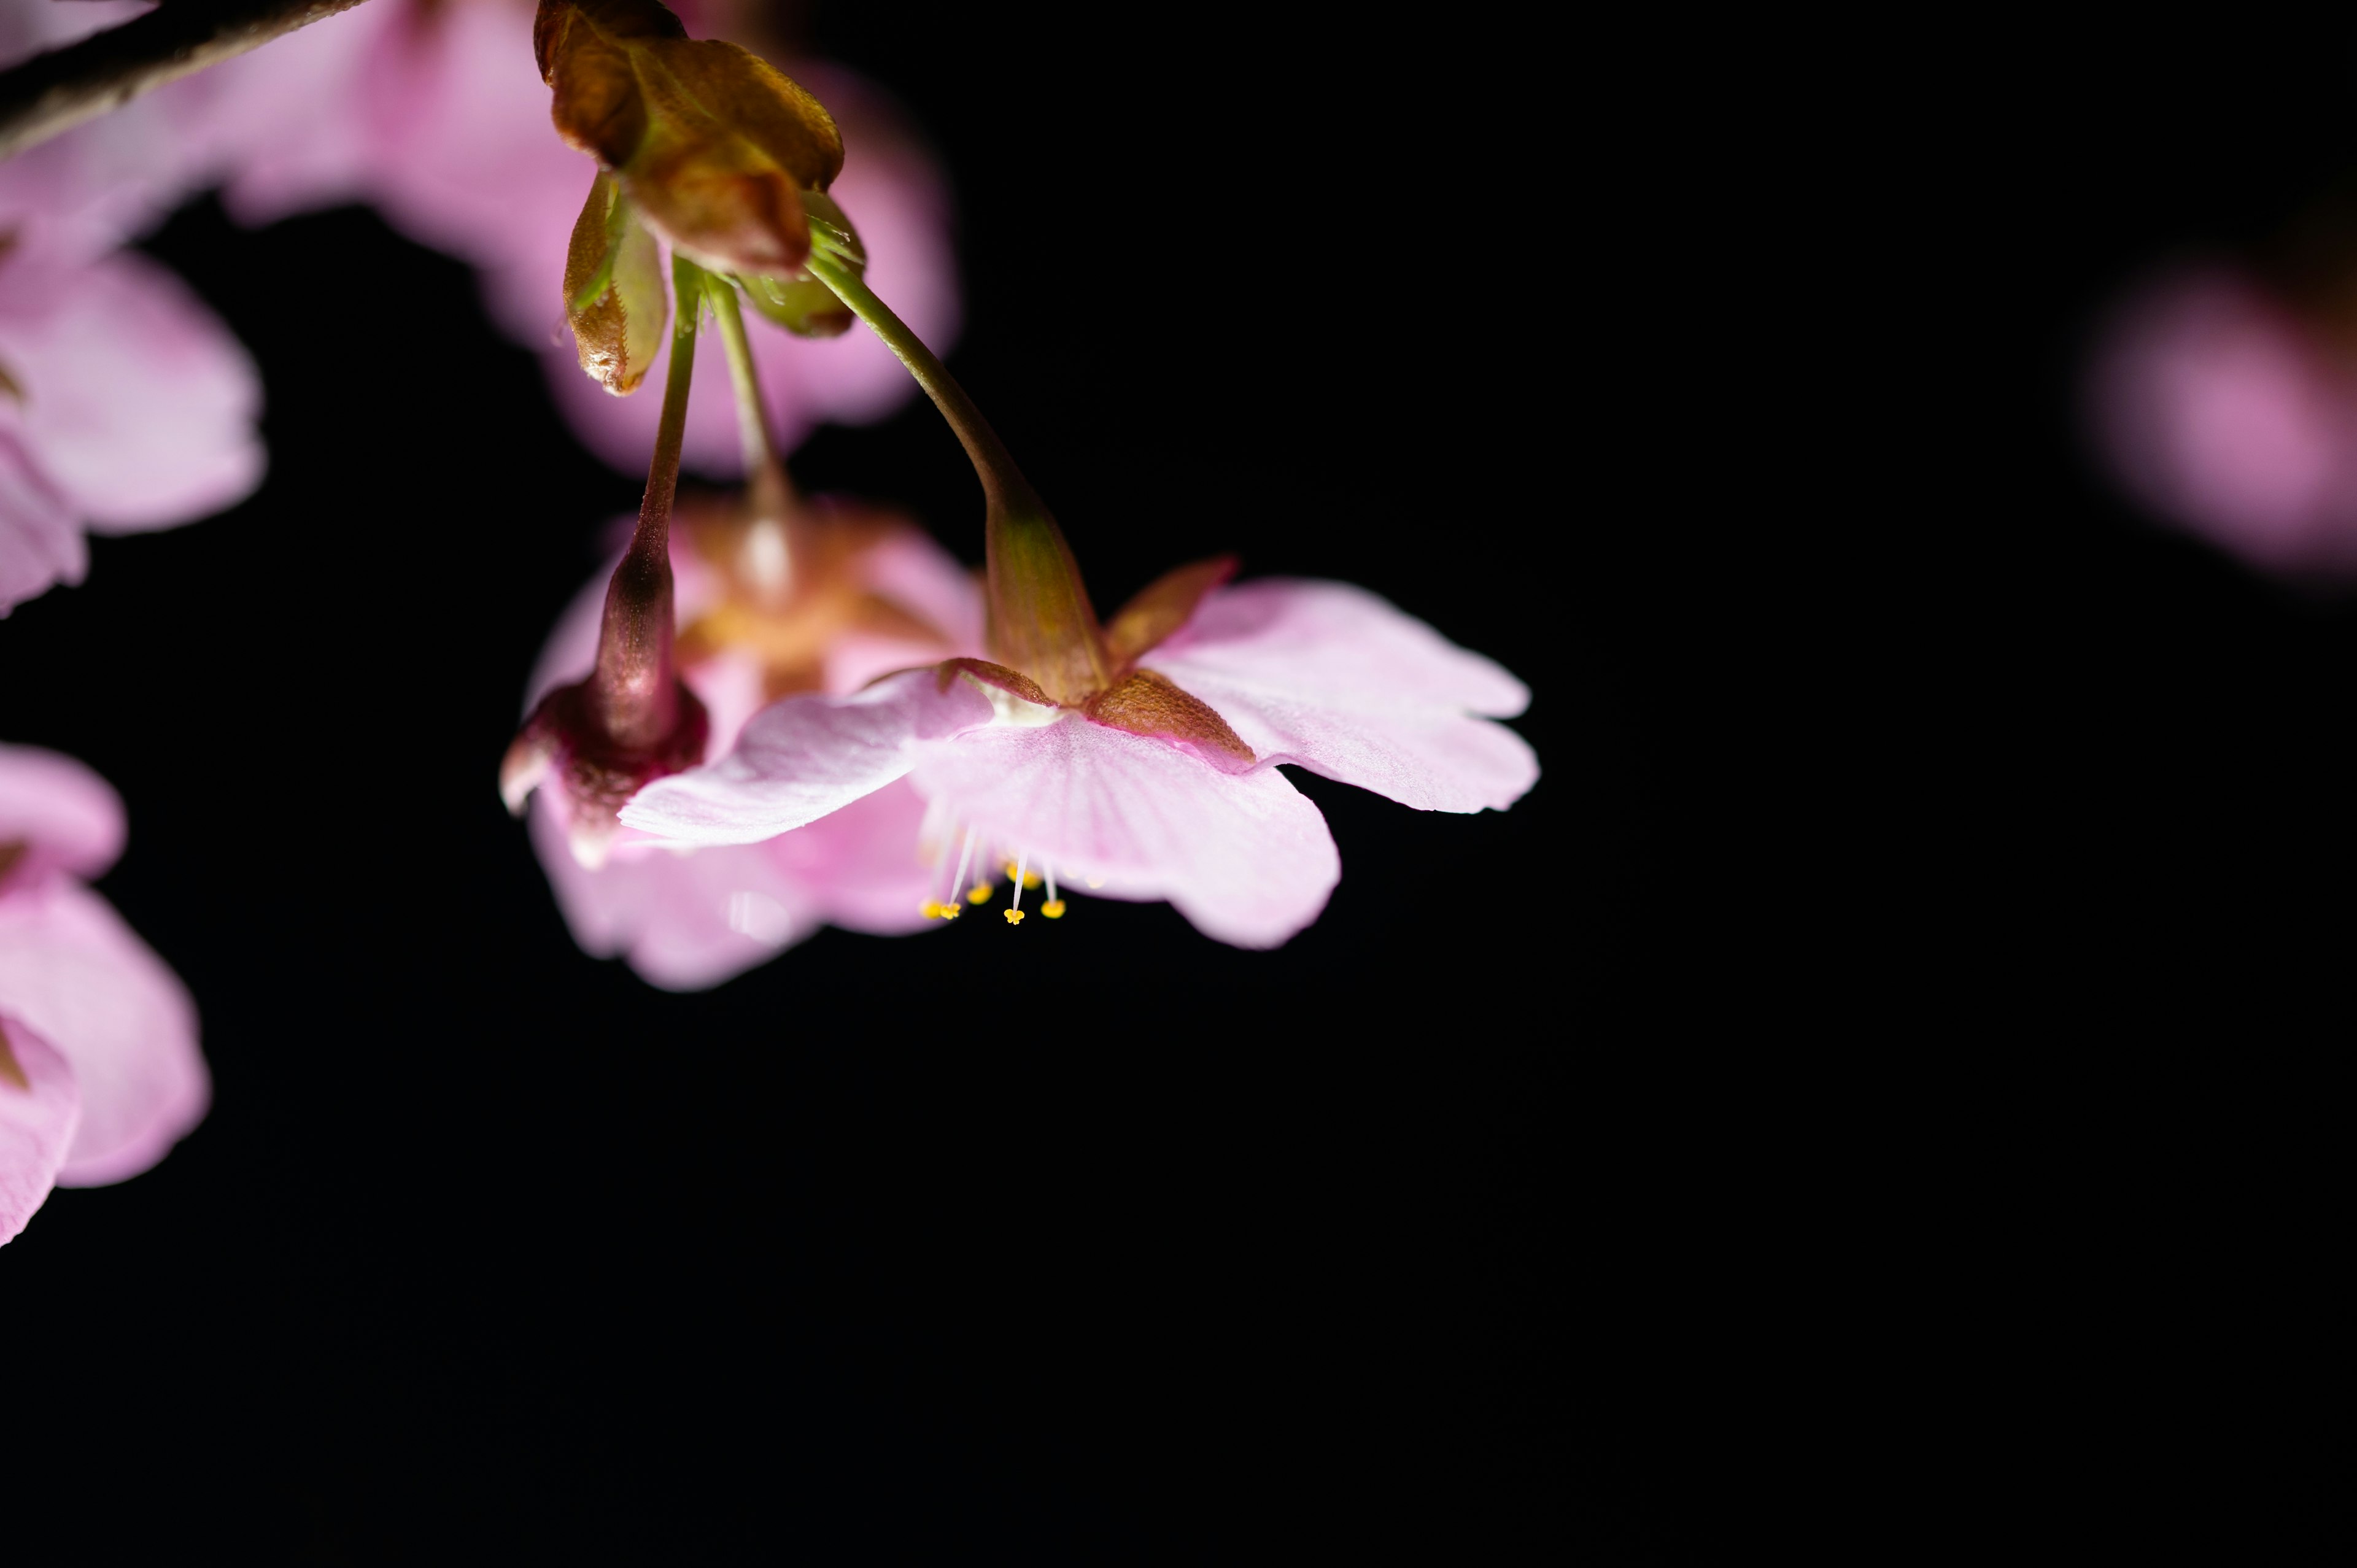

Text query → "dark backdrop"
[1,3,1689,1561]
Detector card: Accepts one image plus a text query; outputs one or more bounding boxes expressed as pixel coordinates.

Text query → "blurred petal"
[0,436,86,615]
[621,667,989,843]
[0,881,206,1187]
[0,1015,80,1246]
[0,250,263,531]
[532,772,934,989]
[1148,580,1538,813]
[2087,265,2357,572]
[908,716,1341,949]
[0,741,126,883]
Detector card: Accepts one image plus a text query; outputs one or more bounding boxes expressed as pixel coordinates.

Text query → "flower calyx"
[949,550,1255,768]
[502,530,711,868]
[536,0,843,278]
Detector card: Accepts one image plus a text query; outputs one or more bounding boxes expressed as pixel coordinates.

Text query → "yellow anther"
[919,900,942,919]
[940,905,959,920]
[1000,861,1043,889]
[1041,900,1066,919]
[967,882,994,905]
[1004,908,1026,925]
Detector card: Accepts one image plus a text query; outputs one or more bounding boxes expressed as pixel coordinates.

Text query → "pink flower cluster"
[0,744,206,1246]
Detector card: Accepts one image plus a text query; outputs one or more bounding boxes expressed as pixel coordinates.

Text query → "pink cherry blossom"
[0,5,269,617]
[0,230,266,615]
[2086,263,2357,575]
[0,743,208,1246]
[192,0,959,477]
[620,578,1538,949]
[516,499,985,988]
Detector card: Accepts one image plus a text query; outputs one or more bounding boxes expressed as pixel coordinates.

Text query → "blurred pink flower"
[517,495,983,988]
[0,232,266,614]
[0,6,267,616]
[2088,263,2357,574]
[0,744,207,1246]
[195,0,959,477]
[622,578,1538,949]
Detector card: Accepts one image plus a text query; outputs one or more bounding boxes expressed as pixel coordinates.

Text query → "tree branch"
[0,0,372,161]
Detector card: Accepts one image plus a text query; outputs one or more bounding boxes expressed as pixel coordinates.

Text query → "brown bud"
[564,170,669,393]
[536,0,843,276]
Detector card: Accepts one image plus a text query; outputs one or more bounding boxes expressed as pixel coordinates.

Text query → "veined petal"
[907,716,1340,949]
[1148,579,1538,814]
[621,667,991,844]
[0,881,206,1188]
[0,249,263,533]
[0,1015,79,1247]
[0,741,126,884]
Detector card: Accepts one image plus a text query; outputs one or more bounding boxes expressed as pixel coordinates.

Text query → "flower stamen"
[1005,849,1028,924]
[1041,862,1064,919]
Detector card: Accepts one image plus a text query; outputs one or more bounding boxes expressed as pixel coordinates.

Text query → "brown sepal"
[1085,670,1254,767]
[936,657,1055,709]
[536,0,843,275]
[1102,554,1236,671]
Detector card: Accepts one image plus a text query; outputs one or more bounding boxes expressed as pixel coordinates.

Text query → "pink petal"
[907,716,1341,949]
[621,670,991,844]
[531,775,937,989]
[0,1014,80,1247]
[0,436,87,615]
[1147,580,1538,813]
[201,0,404,225]
[0,881,206,1187]
[0,249,263,531]
[0,741,126,882]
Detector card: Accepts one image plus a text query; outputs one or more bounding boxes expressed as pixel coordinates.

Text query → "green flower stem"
[803,251,1046,522]
[807,249,1110,700]
[635,253,704,558]
[594,252,703,747]
[707,278,792,519]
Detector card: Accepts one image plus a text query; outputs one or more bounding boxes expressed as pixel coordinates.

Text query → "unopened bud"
[536,0,845,277]
[565,171,669,393]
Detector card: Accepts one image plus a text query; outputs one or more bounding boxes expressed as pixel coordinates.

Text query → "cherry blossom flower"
[516,487,981,987]
[0,228,266,615]
[0,744,207,1246]
[2087,262,2357,576]
[621,563,1536,949]
[614,205,1537,948]
[0,7,266,616]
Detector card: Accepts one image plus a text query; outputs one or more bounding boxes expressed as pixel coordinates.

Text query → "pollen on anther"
[1041,900,1066,919]
[966,882,993,905]
[1004,908,1026,925]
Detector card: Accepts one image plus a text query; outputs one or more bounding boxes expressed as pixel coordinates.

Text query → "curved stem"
[804,251,1045,521]
[707,279,792,520]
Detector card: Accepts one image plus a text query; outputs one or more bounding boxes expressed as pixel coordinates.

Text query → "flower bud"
[565,170,669,393]
[536,0,844,277]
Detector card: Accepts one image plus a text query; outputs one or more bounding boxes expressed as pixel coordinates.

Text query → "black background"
[2,2,1679,1561]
